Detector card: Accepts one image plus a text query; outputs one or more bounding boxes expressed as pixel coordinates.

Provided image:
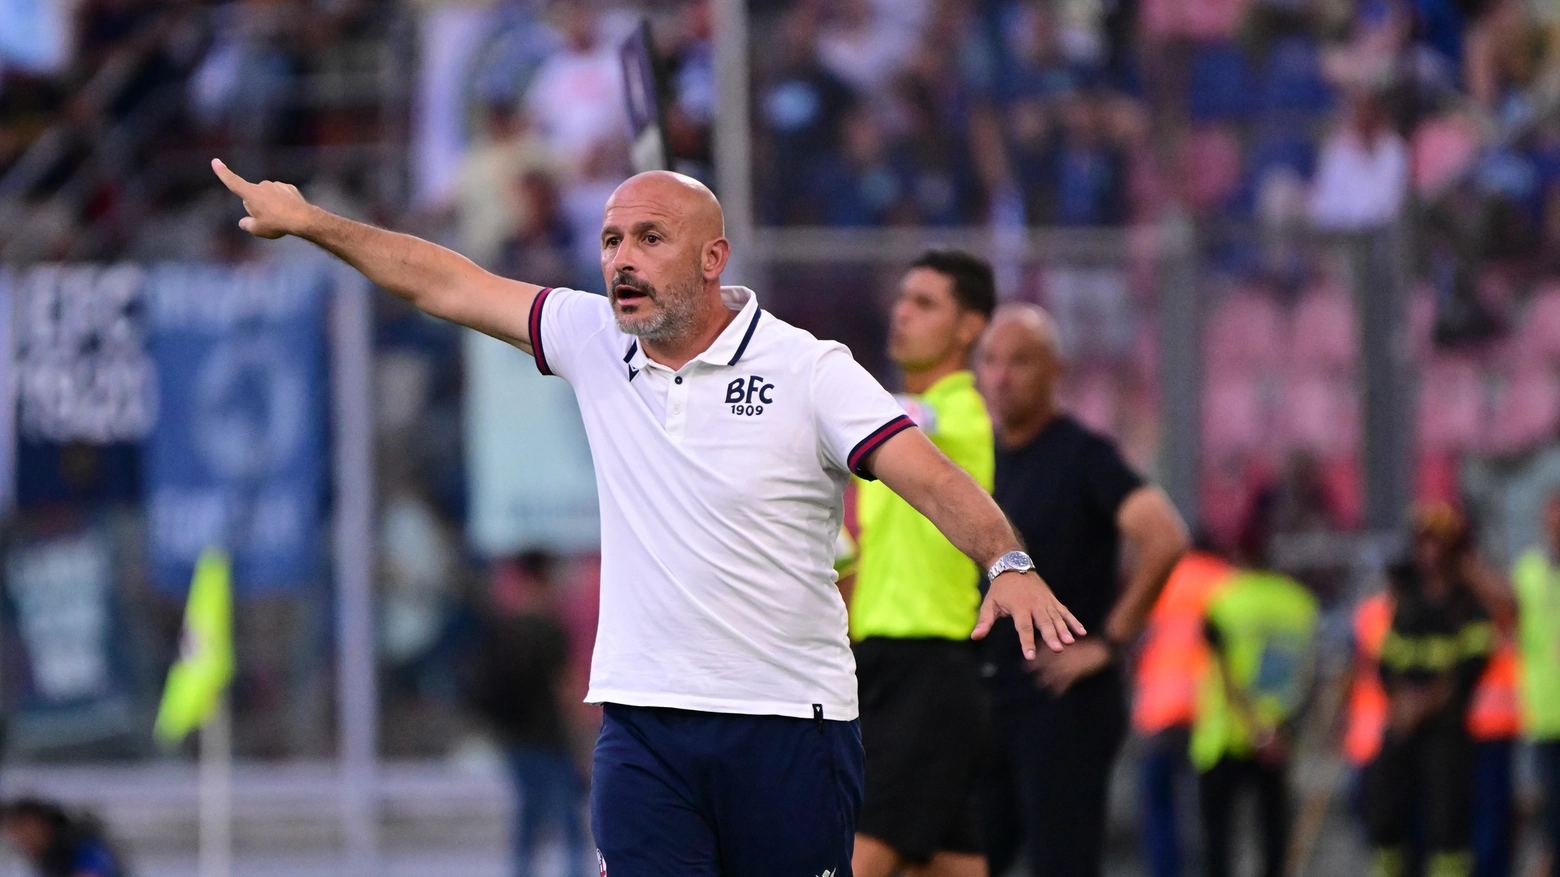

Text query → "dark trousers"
[1471,739,1514,877]
[508,746,588,877]
[1140,726,1193,877]
[1365,713,1475,868]
[1537,741,1560,877]
[1197,756,1289,877]
[981,672,1128,877]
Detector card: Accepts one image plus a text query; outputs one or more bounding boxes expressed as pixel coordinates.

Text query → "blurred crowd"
[4,0,1560,873]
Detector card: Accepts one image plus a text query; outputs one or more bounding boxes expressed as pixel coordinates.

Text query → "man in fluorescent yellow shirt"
[846,250,996,877]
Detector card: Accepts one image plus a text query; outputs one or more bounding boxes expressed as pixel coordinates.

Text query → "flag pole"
[198,692,232,877]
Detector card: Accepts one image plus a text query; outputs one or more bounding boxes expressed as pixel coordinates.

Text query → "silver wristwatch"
[986,550,1035,582]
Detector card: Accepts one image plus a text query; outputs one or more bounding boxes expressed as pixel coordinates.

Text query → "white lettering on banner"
[16,264,157,443]
[150,487,306,558]
[5,535,112,702]
[147,263,318,330]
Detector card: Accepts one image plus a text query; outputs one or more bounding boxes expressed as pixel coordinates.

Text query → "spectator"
[974,304,1189,877]
[496,170,579,290]
[466,553,589,877]
[755,3,858,224]
[1514,491,1560,877]
[0,799,125,877]
[1192,558,1319,877]
[811,108,920,226]
[451,102,559,270]
[1364,504,1513,877]
[1133,548,1237,877]
[1309,89,1409,228]
[1051,88,1130,227]
[816,0,928,98]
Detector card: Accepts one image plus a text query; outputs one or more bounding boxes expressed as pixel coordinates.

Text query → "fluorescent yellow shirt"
[849,371,994,640]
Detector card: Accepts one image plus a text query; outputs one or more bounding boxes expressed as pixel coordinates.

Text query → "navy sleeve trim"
[528,287,556,375]
[727,309,763,365]
[848,414,916,481]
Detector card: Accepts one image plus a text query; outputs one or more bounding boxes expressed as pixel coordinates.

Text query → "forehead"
[899,266,956,300]
[602,187,689,229]
[982,320,1049,357]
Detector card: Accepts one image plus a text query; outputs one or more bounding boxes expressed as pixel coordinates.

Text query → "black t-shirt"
[982,415,1144,699]
[466,612,571,751]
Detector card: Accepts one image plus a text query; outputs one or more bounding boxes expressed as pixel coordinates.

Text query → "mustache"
[611,274,657,300]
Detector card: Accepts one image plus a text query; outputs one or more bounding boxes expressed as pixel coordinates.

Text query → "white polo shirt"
[529,285,913,720]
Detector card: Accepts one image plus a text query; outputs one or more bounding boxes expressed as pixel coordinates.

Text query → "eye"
[603,235,621,248]
[644,233,661,244]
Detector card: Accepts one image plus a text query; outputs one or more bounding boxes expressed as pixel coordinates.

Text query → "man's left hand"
[972,570,1086,658]
[1029,638,1112,694]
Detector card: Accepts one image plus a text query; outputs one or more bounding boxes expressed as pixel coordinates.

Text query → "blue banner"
[143,264,327,594]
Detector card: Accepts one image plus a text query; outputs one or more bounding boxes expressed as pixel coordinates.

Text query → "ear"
[955,312,988,350]
[704,238,731,280]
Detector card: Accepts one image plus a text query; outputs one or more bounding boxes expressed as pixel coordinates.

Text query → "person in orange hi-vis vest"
[1134,549,1236,877]
[1468,628,1520,877]
[1344,592,1520,877]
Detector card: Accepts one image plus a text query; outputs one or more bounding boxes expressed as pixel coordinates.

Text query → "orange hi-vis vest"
[1133,552,1236,735]
[1468,634,1520,741]
[1344,593,1392,766]
[1343,594,1520,766]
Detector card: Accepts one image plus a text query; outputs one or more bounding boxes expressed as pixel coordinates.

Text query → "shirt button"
[675,376,683,385]
[671,404,682,415]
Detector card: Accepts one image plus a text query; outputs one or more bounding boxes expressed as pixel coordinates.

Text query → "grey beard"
[615,281,702,344]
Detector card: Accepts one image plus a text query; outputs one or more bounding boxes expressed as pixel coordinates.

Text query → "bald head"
[976,303,1065,444]
[600,171,733,351]
[607,171,725,241]
[987,303,1063,362]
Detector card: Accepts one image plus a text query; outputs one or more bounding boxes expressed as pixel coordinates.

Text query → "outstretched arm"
[212,158,543,352]
[864,427,1086,658]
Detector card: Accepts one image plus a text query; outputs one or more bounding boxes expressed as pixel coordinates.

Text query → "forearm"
[908,462,1022,570]
[1106,531,1185,644]
[300,207,486,315]
[1106,487,1189,644]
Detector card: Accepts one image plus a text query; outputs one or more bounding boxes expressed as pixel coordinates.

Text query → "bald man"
[212,161,1086,877]
[974,304,1189,877]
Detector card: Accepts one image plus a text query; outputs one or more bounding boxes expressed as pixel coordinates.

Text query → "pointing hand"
[210,158,314,240]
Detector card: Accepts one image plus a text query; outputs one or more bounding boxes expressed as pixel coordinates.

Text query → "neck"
[901,356,966,395]
[997,400,1059,450]
[641,286,738,370]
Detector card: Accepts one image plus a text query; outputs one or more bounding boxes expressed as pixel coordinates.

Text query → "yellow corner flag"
[154,547,235,746]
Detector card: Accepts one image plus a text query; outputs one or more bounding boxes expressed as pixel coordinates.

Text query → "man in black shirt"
[974,304,1189,877]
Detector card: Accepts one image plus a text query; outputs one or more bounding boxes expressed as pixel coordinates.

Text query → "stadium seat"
[1188,43,1257,122]
[1205,288,1285,371]
[1412,114,1481,196]
[1280,374,1359,458]
[1067,369,1120,438]
[1178,125,1245,215]
[1260,38,1333,118]
[1487,365,1560,453]
[1203,374,1266,456]
[1288,284,1357,374]
[1520,285,1560,363]
[1415,450,1463,509]
[1417,355,1485,452]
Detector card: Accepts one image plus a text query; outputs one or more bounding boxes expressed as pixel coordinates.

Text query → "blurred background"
[0,0,1559,874]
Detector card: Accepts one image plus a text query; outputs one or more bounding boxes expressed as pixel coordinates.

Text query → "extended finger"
[211,158,254,195]
[1059,603,1087,637]
[1012,613,1037,660]
[1050,609,1076,646]
[971,594,997,640]
[1032,609,1063,653]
